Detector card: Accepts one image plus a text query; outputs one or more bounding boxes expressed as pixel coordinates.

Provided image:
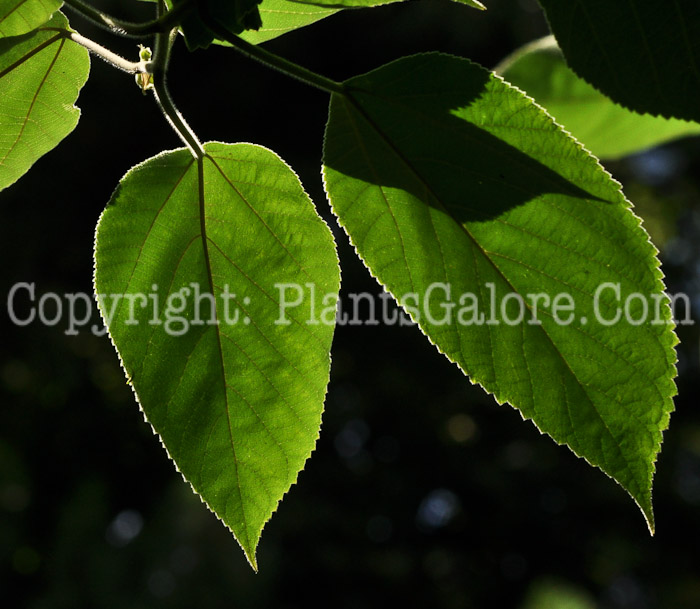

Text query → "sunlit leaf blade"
[290,0,401,8]
[290,0,485,9]
[538,0,700,123]
[246,0,485,44]
[94,143,340,569]
[234,0,484,45]
[0,11,89,192]
[457,0,485,9]
[0,0,62,37]
[146,0,338,46]
[322,53,677,529]
[497,37,700,160]
[240,0,339,45]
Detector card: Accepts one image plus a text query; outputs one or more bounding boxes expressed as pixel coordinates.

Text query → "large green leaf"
[0,0,62,37]
[538,0,700,122]
[94,143,340,568]
[323,53,677,530]
[240,0,339,45]
[0,11,89,192]
[497,37,700,160]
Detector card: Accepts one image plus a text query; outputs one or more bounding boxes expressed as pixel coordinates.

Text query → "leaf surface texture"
[323,54,677,528]
[95,143,340,568]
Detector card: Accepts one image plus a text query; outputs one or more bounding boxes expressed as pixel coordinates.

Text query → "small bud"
[135,45,154,94]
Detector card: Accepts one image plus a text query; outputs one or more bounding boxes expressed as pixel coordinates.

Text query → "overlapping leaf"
[497,37,700,160]
[240,0,338,45]
[172,0,263,50]
[94,143,340,568]
[291,0,485,10]
[0,11,89,192]
[231,0,484,45]
[323,53,677,529]
[538,0,700,122]
[0,0,62,37]
[290,0,401,8]
[145,0,339,46]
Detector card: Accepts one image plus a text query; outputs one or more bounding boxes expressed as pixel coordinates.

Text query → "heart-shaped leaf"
[94,143,340,568]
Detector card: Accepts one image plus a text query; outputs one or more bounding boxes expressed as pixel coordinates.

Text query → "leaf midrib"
[341,83,666,366]
[197,155,250,553]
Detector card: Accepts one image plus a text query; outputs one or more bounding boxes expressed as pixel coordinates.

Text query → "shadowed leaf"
[497,37,700,160]
[538,0,700,122]
[323,53,677,529]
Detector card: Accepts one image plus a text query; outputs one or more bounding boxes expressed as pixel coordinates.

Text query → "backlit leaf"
[0,0,62,37]
[323,53,677,530]
[497,37,700,160]
[0,11,89,192]
[146,0,339,46]
[538,0,700,122]
[290,0,485,10]
[94,143,340,569]
[240,0,339,45]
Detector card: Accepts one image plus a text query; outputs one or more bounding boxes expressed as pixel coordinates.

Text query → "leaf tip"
[244,546,259,573]
[635,490,656,537]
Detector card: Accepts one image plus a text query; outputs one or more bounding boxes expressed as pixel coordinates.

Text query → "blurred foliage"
[2,0,700,607]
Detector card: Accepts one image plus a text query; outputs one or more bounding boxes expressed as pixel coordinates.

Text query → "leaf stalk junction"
[63,0,347,159]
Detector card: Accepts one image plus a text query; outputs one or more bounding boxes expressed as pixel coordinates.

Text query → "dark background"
[2,1,700,607]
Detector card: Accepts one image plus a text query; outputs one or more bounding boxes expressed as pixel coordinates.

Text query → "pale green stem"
[69,31,151,74]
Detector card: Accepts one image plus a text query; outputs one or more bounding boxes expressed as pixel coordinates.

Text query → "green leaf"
[497,36,700,160]
[322,53,677,530]
[456,0,485,9]
[290,0,485,9]
[94,143,340,569]
[173,0,263,50]
[146,0,338,46]
[538,0,700,123]
[0,11,89,192]
[240,0,484,45]
[0,0,62,37]
[289,0,399,8]
[239,0,339,45]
